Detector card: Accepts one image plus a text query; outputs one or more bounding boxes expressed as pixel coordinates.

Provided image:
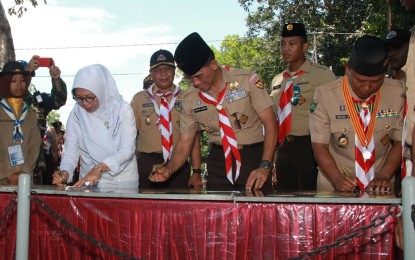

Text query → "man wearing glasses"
[130,49,202,189]
[270,23,336,191]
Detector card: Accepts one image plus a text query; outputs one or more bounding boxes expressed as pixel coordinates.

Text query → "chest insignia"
[225,89,247,103]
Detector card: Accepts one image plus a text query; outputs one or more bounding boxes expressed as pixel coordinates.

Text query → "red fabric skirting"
[0,193,398,259]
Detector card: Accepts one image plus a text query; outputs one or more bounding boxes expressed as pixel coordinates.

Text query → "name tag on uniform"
[194,106,208,113]
[335,115,350,119]
[142,103,154,108]
[8,144,24,166]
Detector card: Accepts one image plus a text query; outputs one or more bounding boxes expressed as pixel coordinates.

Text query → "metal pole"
[402,176,415,259]
[16,174,31,260]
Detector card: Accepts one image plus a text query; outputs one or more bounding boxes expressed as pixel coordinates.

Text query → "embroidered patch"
[249,73,264,89]
[381,135,391,145]
[310,100,318,113]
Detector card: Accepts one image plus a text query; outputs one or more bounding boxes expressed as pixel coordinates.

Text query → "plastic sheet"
[0,189,399,259]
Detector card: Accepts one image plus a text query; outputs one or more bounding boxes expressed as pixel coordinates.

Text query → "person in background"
[52,64,138,189]
[270,22,336,191]
[310,35,404,192]
[131,49,202,189]
[385,28,410,81]
[43,124,58,184]
[142,74,154,90]
[396,0,415,251]
[0,61,41,184]
[149,32,278,191]
[20,55,67,184]
[56,129,65,166]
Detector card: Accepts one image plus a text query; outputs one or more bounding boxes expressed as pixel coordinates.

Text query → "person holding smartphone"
[21,55,67,184]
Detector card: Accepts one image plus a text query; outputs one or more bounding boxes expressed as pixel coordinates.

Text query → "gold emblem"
[287,24,293,31]
[145,116,151,125]
[203,124,212,133]
[338,133,349,148]
[381,135,391,145]
[255,79,264,89]
[239,115,248,124]
[385,124,390,130]
[298,95,306,105]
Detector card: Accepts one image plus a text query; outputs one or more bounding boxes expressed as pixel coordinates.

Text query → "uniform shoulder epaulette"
[181,86,197,96]
[312,63,331,71]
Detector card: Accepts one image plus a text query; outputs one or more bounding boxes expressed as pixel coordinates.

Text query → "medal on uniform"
[145,116,151,125]
[216,104,223,110]
[337,133,349,148]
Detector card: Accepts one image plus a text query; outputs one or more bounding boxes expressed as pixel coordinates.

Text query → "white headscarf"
[72,64,123,163]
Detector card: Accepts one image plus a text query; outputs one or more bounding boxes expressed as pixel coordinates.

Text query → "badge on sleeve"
[249,73,264,89]
[310,100,318,113]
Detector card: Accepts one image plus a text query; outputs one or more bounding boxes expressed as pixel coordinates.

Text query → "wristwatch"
[259,160,272,170]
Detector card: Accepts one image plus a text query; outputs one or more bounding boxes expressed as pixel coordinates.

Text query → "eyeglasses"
[152,66,175,75]
[73,95,96,104]
[290,85,301,105]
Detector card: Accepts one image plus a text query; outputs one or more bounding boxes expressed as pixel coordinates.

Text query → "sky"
[4,0,250,125]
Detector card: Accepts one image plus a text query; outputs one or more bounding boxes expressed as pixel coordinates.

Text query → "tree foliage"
[46,110,61,126]
[235,0,415,80]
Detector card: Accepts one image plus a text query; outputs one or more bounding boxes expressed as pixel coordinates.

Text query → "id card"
[8,144,25,166]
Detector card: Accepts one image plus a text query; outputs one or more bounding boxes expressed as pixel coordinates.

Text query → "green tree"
[238,0,415,78]
[46,110,60,126]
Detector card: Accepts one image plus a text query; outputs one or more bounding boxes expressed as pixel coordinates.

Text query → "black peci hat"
[174,32,214,76]
[348,35,388,77]
[281,23,307,40]
[0,61,30,77]
[150,49,175,69]
[385,29,410,47]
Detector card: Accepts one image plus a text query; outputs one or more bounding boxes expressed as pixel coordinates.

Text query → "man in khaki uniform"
[310,35,404,192]
[131,49,202,189]
[149,32,278,191]
[271,23,336,191]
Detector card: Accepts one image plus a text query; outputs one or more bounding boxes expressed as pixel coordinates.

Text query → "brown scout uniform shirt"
[270,60,337,136]
[310,78,405,192]
[180,67,273,145]
[130,84,183,153]
[0,103,41,182]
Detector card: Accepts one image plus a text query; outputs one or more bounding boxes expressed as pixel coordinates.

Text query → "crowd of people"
[0,0,414,252]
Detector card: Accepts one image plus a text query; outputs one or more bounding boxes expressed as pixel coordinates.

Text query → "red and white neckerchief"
[342,77,380,189]
[145,84,181,161]
[277,70,304,143]
[198,83,241,184]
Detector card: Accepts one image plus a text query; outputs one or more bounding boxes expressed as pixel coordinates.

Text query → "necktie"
[198,84,241,184]
[156,90,173,161]
[277,70,304,143]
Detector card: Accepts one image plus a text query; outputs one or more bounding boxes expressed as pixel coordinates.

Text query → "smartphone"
[37,57,53,67]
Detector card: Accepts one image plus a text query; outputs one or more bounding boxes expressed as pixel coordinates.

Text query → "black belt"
[211,141,263,150]
[284,135,310,143]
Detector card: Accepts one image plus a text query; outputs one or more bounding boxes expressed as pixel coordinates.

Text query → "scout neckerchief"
[0,98,29,144]
[342,77,380,189]
[145,84,181,161]
[277,70,304,143]
[198,83,241,184]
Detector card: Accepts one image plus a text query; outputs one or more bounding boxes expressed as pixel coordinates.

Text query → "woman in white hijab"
[52,64,138,189]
